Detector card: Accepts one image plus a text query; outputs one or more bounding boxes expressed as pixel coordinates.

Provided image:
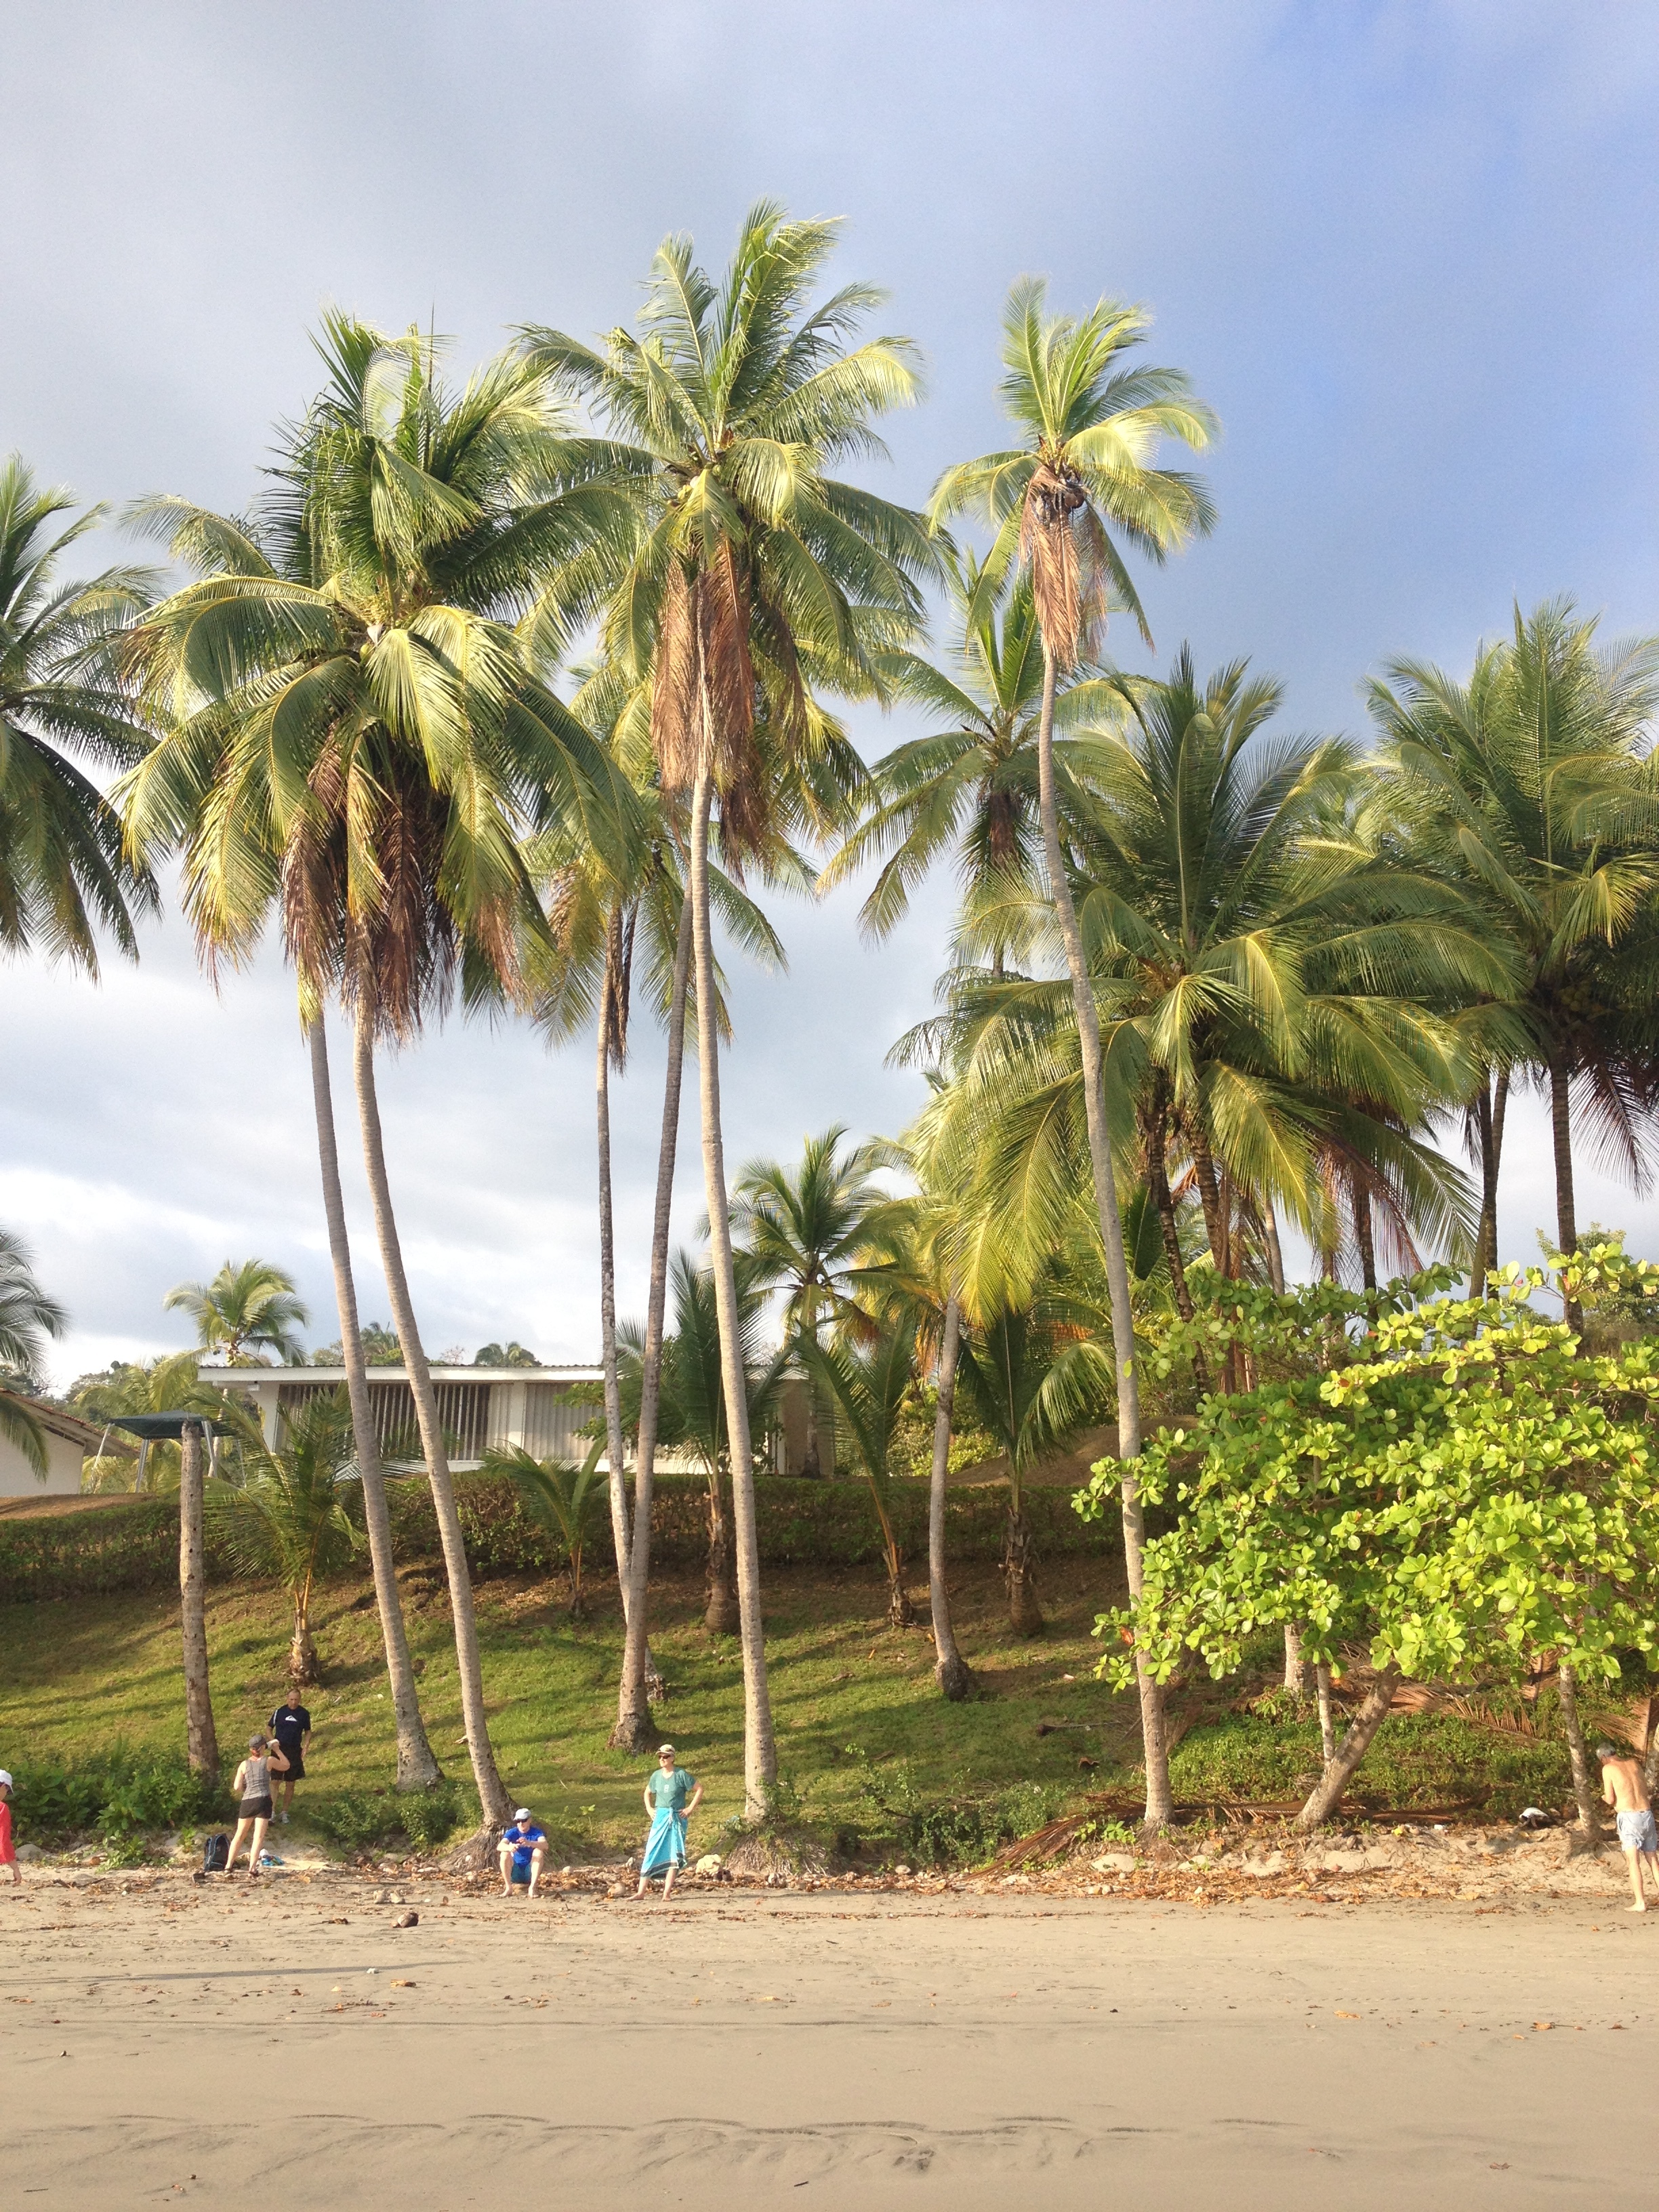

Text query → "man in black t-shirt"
[268,1696,312,1824]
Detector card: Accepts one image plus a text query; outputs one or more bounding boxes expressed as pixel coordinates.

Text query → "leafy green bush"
[0,1471,1115,1607]
[847,1750,1067,1865]
[308,1786,399,1849]
[0,1498,236,1603]
[385,1470,1116,1580]
[310,1779,471,1853]
[7,1749,224,1846]
[400,1782,468,1851]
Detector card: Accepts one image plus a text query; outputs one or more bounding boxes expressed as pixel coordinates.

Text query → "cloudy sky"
[3,1,1656,1383]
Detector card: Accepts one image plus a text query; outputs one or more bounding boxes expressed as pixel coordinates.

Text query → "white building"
[0,1400,136,1498]
[208,1362,605,1470]
[208,1359,804,1475]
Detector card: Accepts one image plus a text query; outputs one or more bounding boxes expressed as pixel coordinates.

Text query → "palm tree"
[527,657,788,1747]
[208,1392,361,1683]
[955,1292,1113,1638]
[0,1227,68,1475]
[802,1311,920,1625]
[929,281,1216,1821]
[1370,600,1659,1326]
[165,1259,309,1364]
[524,203,935,1814]
[616,1249,788,1633]
[853,1136,980,1699]
[731,1125,887,1477]
[121,317,636,1828]
[483,1443,607,1617]
[819,558,1122,972]
[0,456,155,971]
[1078,652,1488,1284]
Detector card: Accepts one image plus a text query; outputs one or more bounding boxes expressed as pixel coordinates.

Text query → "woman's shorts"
[239,1796,274,1822]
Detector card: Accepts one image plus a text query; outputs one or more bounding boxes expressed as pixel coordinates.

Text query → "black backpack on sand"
[202,1833,230,1873]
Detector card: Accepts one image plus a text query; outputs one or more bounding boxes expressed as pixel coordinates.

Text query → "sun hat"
[0,1770,12,1790]
[658,1744,675,1756]
[513,1807,532,1821]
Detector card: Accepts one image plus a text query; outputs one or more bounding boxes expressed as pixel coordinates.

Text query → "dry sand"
[2,1867,1654,2209]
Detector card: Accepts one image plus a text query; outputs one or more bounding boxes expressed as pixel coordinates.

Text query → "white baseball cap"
[0,1771,12,1790]
[513,1807,532,1821]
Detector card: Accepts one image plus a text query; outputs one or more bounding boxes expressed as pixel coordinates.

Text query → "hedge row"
[384,1471,1116,1576]
[0,1498,214,1605]
[0,1472,1115,1605]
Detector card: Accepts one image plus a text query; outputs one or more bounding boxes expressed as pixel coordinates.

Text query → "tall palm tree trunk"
[1471,1078,1497,1298]
[1004,1475,1045,1639]
[595,935,634,1612]
[1143,1090,1195,1324]
[689,764,776,1816]
[928,1297,974,1701]
[352,1000,512,1828]
[612,892,693,1750]
[1185,1111,1230,1274]
[1548,1048,1582,1329]
[1490,1068,1509,1257]
[179,1418,218,1778]
[1259,1200,1287,1295]
[1353,1181,1377,1293]
[1035,647,1169,1826]
[1557,1660,1599,1832]
[308,1017,438,1789]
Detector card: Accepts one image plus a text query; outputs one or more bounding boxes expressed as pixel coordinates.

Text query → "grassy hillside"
[1,1534,1584,1858]
[0,1554,1149,1855]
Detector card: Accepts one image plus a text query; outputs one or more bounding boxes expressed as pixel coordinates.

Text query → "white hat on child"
[0,1771,12,1789]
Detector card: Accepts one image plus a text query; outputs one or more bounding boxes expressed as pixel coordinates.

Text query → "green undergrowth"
[0,1555,1142,1856]
[0,1555,1593,1860]
[5,1748,228,1863]
[1169,1707,1575,1818]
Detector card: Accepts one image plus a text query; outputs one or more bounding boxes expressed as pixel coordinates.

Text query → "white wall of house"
[0,1425,87,1498]
[206,1364,609,1471]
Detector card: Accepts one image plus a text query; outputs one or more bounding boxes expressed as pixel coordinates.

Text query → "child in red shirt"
[0,1770,17,1885]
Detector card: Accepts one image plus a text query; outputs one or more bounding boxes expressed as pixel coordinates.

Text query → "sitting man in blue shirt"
[498,1807,548,1900]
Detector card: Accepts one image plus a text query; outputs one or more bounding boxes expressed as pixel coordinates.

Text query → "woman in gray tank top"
[225,1733,289,1878]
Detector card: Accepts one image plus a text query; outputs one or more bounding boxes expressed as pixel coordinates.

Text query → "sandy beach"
[2,1868,1653,2209]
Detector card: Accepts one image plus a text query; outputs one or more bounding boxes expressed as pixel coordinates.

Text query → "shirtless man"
[1596,1744,1659,1912]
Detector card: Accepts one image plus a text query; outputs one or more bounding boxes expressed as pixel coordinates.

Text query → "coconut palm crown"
[165,1258,310,1365]
[0,457,156,971]
[927,279,1217,660]
[118,314,639,1033]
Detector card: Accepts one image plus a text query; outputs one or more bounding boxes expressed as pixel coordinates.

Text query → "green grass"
[0,1555,1144,1857]
[1,1556,1589,1854]
[1170,1708,1574,1818]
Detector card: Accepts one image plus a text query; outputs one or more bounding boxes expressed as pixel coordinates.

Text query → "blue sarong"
[640,1806,689,1874]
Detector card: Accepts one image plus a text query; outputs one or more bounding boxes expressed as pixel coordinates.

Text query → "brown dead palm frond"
[1018,461,1091,671]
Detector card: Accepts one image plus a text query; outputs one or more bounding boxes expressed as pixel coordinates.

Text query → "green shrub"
[0,1498,233,1604]
[846,1750,1067,1865]
[7,1749,224,1845]
[400,1782,468,1851]
[310,1778,470,1853]
[385,1470,1116,1580]
[308,1786,399,1849]
[0,1473,1115,1606]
